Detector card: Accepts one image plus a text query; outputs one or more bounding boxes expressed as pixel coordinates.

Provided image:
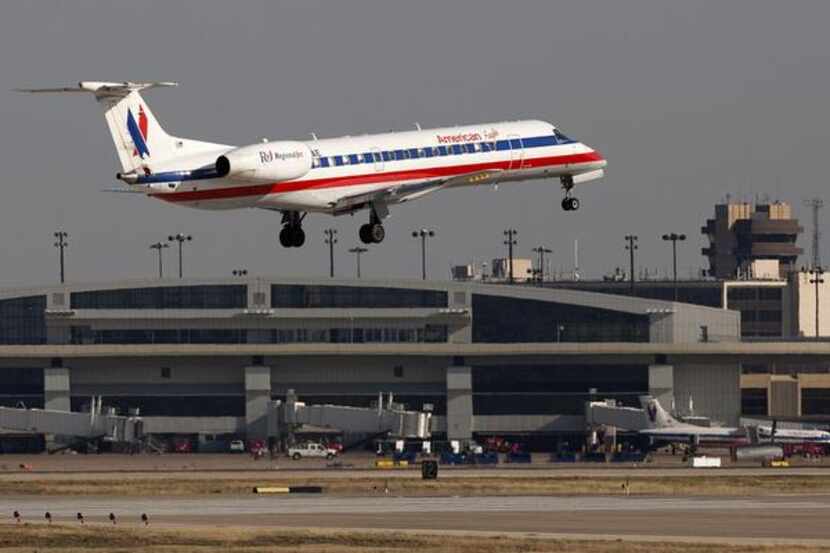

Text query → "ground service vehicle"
[288,442,338,460]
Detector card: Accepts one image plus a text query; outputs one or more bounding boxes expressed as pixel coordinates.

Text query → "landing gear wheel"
[561,197,580,211]
[359,223,385,244]
[279,227,293,248]
[279,226,306,248]
[359,224,373,245]
[291,227,305,247]
[369,223,385,244]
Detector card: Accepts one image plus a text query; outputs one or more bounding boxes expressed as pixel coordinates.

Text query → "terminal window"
[0,295,46,345]
[70,285,247,309]
[471,295,649,343]
[270,285,447,309]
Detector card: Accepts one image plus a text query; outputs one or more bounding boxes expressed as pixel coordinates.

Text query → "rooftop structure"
[702,201,803,279]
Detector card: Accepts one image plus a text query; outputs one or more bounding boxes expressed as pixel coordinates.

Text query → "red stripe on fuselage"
[151,151,604,204]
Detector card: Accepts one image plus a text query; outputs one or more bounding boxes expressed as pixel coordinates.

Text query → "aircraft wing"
[328,169,502,215]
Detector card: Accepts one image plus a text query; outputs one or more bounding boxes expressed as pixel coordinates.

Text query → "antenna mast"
[805,198,825,268]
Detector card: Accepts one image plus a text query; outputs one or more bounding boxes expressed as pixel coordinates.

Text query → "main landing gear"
[359,205,387,245]
[278,211,306,248]
[560,175,580,211]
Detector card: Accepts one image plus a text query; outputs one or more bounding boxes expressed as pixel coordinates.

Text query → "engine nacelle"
[215,141,312,183]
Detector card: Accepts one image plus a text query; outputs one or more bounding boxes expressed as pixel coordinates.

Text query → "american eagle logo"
[127,105,150,158]
[647,403,658,423]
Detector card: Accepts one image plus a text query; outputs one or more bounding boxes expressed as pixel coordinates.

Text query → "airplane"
[639,396,830,449]
[18,81,607,248]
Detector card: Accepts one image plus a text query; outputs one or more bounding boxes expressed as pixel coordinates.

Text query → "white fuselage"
[147,120,606,212]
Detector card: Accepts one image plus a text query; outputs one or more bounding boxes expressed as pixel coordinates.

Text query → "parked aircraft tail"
[639,395,680,429]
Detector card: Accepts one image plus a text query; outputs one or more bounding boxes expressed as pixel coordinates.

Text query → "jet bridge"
[275,390,432,440]
[0,397,143,446]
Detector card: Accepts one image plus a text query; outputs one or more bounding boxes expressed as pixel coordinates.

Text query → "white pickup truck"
[288,442,338,460]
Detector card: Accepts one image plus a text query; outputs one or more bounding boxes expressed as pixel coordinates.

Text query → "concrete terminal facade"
[0,276,766,447]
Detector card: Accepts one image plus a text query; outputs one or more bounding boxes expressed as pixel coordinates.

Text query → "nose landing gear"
[560,176,580,211]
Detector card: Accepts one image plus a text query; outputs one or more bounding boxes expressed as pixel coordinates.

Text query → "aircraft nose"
[588,147,607,169]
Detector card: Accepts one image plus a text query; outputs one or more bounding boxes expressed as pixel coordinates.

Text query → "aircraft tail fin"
[17,81,227,175]
[639,395,679,429]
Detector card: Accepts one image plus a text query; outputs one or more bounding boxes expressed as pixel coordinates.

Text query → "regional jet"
[19,81,607,247]
[639,396,830,448]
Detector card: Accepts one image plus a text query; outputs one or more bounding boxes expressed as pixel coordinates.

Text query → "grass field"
[2,474,830,496]
[1,525,828,553]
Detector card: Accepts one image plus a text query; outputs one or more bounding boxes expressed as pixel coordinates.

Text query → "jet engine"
[215,141,312,183]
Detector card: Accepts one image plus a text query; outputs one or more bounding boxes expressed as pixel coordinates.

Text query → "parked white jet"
[19,81,607,247]
[639,396,830,447]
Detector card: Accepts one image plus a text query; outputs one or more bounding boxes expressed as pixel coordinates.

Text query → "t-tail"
[638,395,679,429]
[16,81,229,183]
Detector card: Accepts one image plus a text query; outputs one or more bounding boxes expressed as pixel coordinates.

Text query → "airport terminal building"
[0,276,751,448]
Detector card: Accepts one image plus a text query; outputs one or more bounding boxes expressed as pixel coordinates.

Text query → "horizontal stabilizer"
[15,81,178,98]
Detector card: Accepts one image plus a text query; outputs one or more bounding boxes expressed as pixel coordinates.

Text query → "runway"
[5,494,830,544]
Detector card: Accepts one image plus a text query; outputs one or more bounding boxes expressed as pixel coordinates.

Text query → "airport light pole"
[53,231,68,284]
[662,232,686,302]
[504,229,518,283]
[531,246,552,282]
[168,233,192,279]
[324,228,338,278]
[810,267,825,338]
[625,235,639,294]
[149,242,169,279]
[348,246,368,278]
[412,229,436,280]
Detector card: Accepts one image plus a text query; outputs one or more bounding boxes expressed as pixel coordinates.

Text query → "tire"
[292,452,301,460]
[291,227,306,248]
[359,224,373,244]
[561,197,571,211]
[370,223,385,244]
[279,227,293,247]
[326,453,335,460]
[569,197,580,210]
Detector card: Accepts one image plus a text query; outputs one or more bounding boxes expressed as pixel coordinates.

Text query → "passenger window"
[452,145,462,155]
[409,148,419,159]
[465,144,476,153]
[510,138,522,148]
[363,153,373,164]
[395,150,406,160]
[334,155,344,166]
[373,152,382,162]
[349,154,359,164]
[382,151,393,162]
[438,146,448,156]
[320,157,330,168]
[481,142,491,152]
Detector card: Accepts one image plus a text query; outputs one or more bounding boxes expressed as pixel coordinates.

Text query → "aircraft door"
[507,134,524,171]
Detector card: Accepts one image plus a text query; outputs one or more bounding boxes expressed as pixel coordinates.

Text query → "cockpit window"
[554,129,573,144]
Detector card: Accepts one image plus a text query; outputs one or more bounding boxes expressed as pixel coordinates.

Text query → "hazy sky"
[1,1,829,287]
